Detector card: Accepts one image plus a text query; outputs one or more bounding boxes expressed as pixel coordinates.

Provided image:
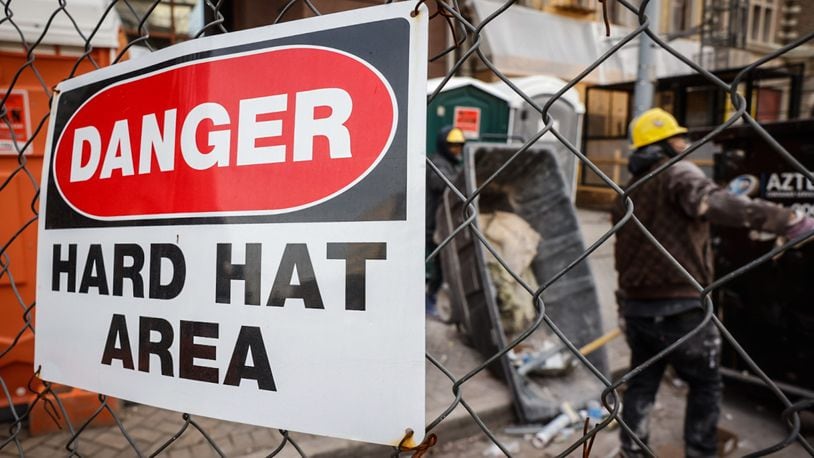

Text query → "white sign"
[36,3,428,446]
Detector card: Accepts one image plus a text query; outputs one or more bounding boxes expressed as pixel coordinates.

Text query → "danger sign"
[36,3,427,446]
[0,90,32,154]
[453,106,481,139]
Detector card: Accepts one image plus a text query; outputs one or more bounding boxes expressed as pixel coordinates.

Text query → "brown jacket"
[612,152,793,301]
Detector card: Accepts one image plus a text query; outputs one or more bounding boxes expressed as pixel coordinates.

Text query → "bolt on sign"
[36,3,427,446]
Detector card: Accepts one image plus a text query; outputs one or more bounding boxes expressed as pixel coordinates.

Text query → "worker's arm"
[665,160,796,234]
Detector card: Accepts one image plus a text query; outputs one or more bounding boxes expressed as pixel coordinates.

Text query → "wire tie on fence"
[581,417,596,458]
[428,0,455,20]
[398,428,437,458]
[436,3,458,39]
[42,395,63,429]
[29,366,42,390]
[598,0,611,37]
[30,366,63,429]
[52,77,73,95]
[411,0,427,17]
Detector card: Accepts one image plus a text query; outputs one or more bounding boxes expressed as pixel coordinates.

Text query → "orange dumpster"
[0,2,125,434]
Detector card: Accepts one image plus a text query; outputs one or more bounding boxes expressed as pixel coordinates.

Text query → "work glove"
[772,212,814,260]
[779,211,814,253]
[786,213,814,240]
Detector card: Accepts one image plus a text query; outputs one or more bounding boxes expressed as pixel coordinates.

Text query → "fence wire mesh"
[0,0,813,456]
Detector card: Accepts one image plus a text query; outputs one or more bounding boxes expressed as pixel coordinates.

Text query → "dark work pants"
[620,308,722,458]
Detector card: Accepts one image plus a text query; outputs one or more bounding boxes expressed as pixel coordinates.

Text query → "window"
[747,0,779,45]
[607,0,639,28]
[685,86,719,128]
[668,0,695,36]
[586,90,630,138]
[583,90,631,187]
[752,79,791,122]
[655,91,675,116]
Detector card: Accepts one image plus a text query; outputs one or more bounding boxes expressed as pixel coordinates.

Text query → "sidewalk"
[0,317,513,458]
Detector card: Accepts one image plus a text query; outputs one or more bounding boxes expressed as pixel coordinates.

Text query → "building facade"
[112,1,814,208]
[522,0,814,207]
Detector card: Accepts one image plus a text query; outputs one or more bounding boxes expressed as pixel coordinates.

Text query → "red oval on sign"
[53,46,397,219]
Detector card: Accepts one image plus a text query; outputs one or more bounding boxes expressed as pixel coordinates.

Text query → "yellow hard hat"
[630,108,687,149]
[445,127,466,144]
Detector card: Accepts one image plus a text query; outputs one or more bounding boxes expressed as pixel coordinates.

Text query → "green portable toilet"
[427,76,513,156]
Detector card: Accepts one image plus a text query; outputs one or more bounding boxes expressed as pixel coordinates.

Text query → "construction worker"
[611,108,814,457]
[425,126,466,317]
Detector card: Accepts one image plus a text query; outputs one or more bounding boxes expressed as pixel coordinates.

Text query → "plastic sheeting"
[0,0,121,49]
[478,211,541,334]
[471,0,712,84]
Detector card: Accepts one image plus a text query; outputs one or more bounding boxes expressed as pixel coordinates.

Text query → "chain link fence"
[1,0,813,456]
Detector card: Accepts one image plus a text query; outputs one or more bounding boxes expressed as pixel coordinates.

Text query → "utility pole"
[633,0,662,118]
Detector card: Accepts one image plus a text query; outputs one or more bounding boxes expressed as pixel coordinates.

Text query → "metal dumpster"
[491,75,585,201]
[712,119,814,394]
[427,76,512,156]
[0,0,124,433]
[435,142,608,423]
